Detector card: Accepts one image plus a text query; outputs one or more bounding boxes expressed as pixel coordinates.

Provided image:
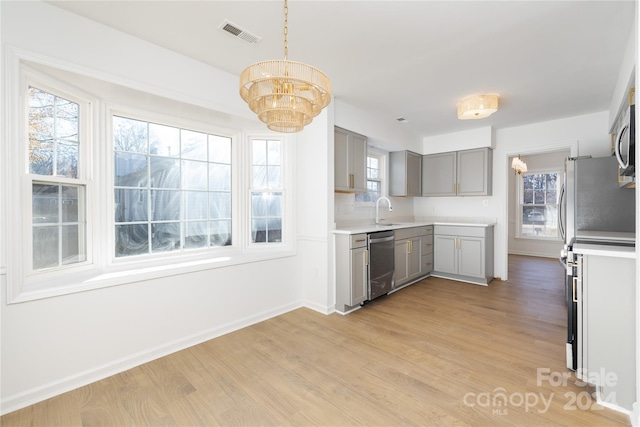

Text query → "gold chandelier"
[457,94,499,120]
[239,0,332,133]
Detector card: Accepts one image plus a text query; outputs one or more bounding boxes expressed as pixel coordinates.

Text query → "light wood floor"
[1,255,631,426]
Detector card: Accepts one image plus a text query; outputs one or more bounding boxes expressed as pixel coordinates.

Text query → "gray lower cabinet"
[579,253,635,411]
[335,233,368,313]
[394,226,433,288]
[433,225,494,285]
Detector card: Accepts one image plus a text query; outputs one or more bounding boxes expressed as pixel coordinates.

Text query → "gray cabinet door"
[394,239,409,285]
[422,152,456,196]
[406,237,422,281]
[458,236,485,278]
[433,235,457,274]
[334,127,367,192]
[457,148,492,196]
[350,133,368,193]
[390,151,422,196]
[351,246,368,305]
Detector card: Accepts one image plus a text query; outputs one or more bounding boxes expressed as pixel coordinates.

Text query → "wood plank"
[0,255,631,426]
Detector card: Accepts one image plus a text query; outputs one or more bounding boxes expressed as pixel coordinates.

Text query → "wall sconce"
[511,155,528,175]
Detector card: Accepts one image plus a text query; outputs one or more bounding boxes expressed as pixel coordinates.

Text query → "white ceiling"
[48,0,635,138]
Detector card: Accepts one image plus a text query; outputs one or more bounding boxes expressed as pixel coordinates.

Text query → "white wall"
[0,1,314,413]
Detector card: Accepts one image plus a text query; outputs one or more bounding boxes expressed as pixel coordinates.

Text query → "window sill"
[9,247,296,304]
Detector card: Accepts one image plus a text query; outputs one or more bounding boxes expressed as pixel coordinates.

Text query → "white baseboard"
[303,300,334,315]
[0,300,305,415]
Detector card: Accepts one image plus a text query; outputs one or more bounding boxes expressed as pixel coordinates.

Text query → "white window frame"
[355,148,387,205]
[4,51,295,304]
[515,167,562,241]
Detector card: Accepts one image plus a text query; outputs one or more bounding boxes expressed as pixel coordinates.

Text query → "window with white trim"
[7,57,294,303]
[250,138,283,244]
[113,115,233,257]
[28,85,89,271]
[355,151,384,203]
[517,170,560,239]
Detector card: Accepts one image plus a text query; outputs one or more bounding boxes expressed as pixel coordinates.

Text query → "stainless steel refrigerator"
[559,155,635,370]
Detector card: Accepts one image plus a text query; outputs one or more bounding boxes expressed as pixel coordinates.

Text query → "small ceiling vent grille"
[219,20,262,45]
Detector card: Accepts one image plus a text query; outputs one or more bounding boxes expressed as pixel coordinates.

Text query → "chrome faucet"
[375,196,393,224]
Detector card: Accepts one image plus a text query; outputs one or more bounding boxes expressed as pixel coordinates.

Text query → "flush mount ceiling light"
[239,0,332,133]
[457,94,499,120]
[511,155,528,175]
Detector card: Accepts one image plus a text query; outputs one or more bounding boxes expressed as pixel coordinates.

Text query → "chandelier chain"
[283,0,288,60]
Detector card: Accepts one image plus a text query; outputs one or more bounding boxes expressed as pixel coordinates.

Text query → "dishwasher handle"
[369,235,395,244]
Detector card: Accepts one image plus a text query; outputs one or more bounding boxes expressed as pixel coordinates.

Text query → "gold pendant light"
[239,0,332,133]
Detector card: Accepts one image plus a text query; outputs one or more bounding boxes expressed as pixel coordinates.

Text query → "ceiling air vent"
[219,20,262,45]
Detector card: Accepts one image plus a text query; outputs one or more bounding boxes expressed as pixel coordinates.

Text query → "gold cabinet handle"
[572,277,578,303]
[365,249,369,266]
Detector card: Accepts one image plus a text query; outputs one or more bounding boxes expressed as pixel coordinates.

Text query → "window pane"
[151,222,180,253]
[28,87,55,137]
[115,152,148,187]
[185,221,208,249]
[251,193,267,217]
[252,165,267,188]
[28,87,80,178]
[29,137,54,175]
[253,140,266,165]
[182,160,207,190]
[180,129,207,160]
[268,193,282,217]
[115,189,148,222]
[209,163,231,191]
[149,123,180,157]
[57,141,78,178]
[33,226,59,269]
[210,192,231,219]
[113,116,148,153]
[268,140,281,165]
[151,190,180,221]
[116,224,149,257]
[150,157,180,189]
[61,224,82,265]
[210,219,231,246]
[251,218,267,243]
[267,218,282,242]
[61,186,79,222]
[184,191,208,220]
[267,166,281,189]
[55,96,79,142]
[33,183,59,224]
[209,135,231,164]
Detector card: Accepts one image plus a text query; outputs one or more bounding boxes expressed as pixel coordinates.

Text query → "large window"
[355,152,384,203]
[113,116,232,257]
[8,60,293,303]
[250,138,283,244]
[28,86,88,271]
[518,171,560,239]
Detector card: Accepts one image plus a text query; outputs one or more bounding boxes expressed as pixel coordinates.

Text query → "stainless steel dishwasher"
[367,230,395,301]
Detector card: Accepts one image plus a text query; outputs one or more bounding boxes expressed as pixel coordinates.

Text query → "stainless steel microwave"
[614,104,635,176]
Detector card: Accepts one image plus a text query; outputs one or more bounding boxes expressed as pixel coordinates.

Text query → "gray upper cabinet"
[422,152,457,196]
[389,151,422,197]
[335,127,367,193]
[457,148,492,196]
[422,148,492,197]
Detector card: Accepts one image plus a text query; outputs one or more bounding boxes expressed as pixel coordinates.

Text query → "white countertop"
[573,242,636,259]
[332,221,495,235]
